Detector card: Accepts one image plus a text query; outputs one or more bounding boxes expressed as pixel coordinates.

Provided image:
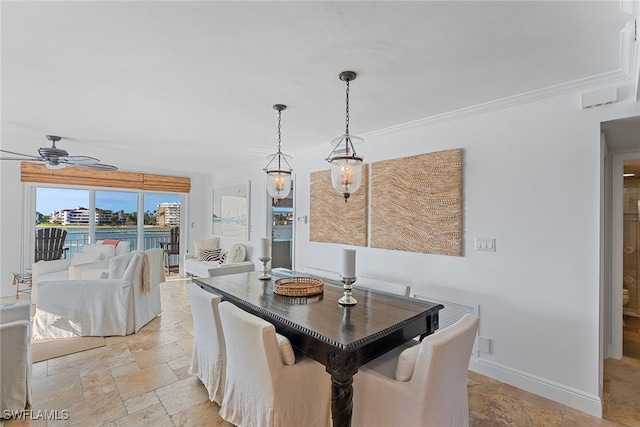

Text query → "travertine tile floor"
[2,279,638,427]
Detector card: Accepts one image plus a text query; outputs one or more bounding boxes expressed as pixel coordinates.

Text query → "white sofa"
[184,239,255,278]
[32,248,164,338]
[31,241,131,304]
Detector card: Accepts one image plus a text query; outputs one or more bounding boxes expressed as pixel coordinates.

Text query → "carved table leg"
[331,376,353,427]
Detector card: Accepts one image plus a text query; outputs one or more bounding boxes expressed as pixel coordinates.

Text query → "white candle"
[260,238,271,259]
[341,249,356,278]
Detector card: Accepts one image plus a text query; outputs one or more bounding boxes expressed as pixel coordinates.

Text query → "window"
[34,187,182,259]
[36,188,89,256]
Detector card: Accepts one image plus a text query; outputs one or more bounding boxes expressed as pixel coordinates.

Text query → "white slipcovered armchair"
[31,241,132,304]
[33,248,165,339]
[352,314,479,427]
[0,303,32,413]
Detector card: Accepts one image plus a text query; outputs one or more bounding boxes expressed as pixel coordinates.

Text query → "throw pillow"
[108,252,137,279]
[395,342,420,382]
[224,243,246,264]
[101,239,120,246]
[114,241,131,256]
[218,251,227,265]
[70,251,102,266]
[198,248,221,262]
[194,238,219,259]
[276,333,296,366]
[82,244,116,260]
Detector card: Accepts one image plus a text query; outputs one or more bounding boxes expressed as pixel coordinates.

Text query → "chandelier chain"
[277,109,282,152]
[277,109,282,169]
[345,80,350,134]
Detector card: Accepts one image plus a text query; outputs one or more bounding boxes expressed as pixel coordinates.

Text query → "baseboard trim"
[469,358,602,418]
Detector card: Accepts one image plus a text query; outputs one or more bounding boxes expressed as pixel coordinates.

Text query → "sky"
[36,188,180,215]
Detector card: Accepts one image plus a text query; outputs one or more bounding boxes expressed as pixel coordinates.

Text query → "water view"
[37,226,174,256]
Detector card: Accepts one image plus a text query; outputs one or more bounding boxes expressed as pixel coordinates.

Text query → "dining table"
[194,269,443,427]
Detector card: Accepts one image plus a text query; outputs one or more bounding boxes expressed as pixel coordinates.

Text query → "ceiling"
[1,1,638,175]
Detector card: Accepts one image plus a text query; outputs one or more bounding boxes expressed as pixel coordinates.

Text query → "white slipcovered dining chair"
[0,304,32,413]
[352,313,479,427]
[217,301,331,427]
[186,282,225,405]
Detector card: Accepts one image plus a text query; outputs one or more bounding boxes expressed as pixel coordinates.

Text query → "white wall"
[0,160,24,298]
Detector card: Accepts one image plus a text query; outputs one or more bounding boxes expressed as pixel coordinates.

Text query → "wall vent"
[414,294,478,330]
[581,87,618,109]
[413,294,480,353]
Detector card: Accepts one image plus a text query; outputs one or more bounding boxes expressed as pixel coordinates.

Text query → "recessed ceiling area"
[1,1,636,174]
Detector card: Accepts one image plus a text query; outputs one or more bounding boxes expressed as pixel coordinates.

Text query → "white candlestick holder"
[258,257,271,280]
[338,276,357,306]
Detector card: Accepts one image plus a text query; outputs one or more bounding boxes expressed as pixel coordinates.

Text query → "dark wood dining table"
[194,269,443,427]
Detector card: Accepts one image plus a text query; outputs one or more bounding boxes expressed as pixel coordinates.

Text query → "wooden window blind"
[20,162,191,193]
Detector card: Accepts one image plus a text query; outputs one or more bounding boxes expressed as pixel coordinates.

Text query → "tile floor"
[2,279,638,427]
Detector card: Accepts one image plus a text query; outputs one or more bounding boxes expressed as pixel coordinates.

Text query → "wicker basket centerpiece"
[273,276,324,297]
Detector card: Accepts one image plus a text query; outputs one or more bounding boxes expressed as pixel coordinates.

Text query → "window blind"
[20,162,191,193]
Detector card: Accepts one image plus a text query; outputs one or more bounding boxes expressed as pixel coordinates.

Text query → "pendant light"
[264,104,293,200]
[325,71,364,202]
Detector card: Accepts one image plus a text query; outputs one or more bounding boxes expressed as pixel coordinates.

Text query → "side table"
[11,272,32,299]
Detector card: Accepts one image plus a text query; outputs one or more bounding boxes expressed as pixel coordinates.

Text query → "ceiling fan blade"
[0,157,45,161]
[0,149,44,160]
[71,162,118,171]
[62,155,101,165]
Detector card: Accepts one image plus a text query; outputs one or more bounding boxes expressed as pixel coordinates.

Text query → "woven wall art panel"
[370,149,463,256]
[309,165,368,247]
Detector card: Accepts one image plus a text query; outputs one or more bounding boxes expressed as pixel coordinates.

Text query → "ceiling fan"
[0,135,118,171]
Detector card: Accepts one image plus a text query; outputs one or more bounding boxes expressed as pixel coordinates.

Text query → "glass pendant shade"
[266,170,292,199]
[264,104,292,200]
[327,133,363,199]
[330,157,362,195]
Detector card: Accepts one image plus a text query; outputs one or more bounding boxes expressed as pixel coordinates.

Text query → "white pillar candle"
[260,237,271,259]
[341,249,356,278]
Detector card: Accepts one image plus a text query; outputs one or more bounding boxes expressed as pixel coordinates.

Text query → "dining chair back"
[352,313,479,427]
[218,301,331,427]
[186,282,225,404]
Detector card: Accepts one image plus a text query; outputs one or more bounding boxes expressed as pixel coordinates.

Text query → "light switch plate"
[475,238,496,252]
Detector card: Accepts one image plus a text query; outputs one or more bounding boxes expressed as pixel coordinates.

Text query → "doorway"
[610,152,640,358]
[622,160,640,358]
[601,117,640,424]
[270,181,294,270]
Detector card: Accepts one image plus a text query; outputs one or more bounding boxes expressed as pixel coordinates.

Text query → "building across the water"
[157,202,180,226]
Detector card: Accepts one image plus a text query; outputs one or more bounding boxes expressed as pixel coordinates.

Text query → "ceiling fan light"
[45,161,66,170]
